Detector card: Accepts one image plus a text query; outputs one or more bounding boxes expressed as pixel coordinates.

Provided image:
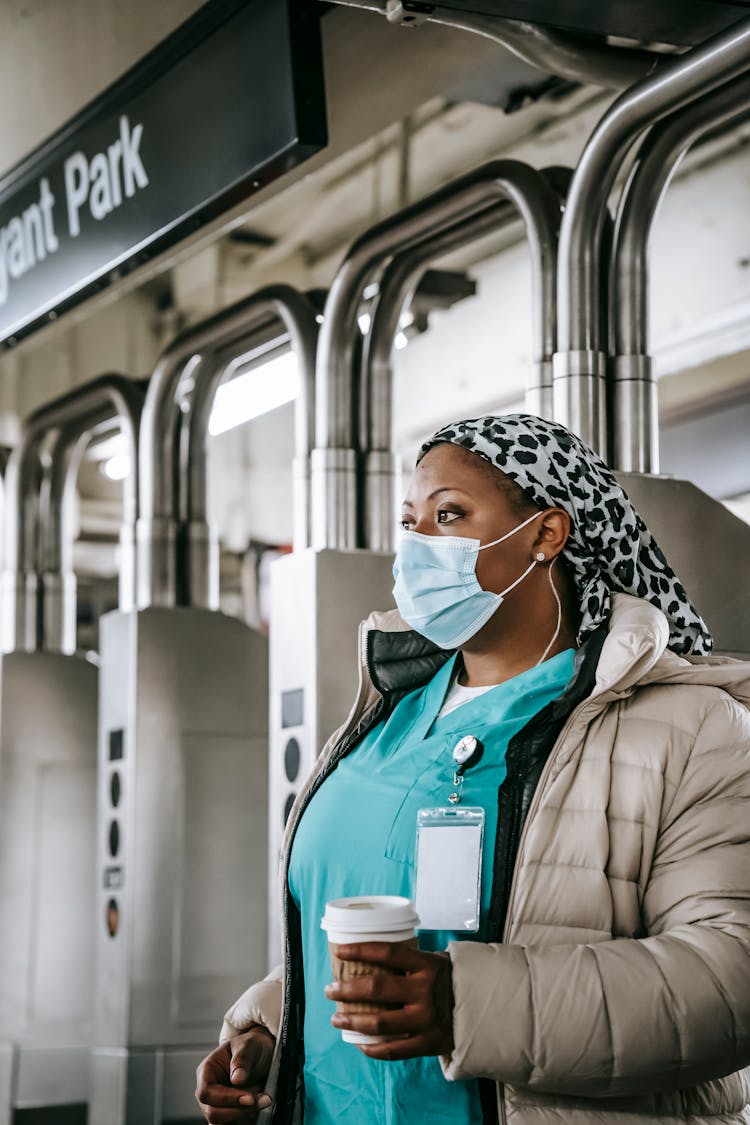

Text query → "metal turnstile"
[266,160,566,960]
[91,607,268,1124]
[0,652,98,1125]
[267,548,396,962]
[90,286,320,1124]
[0,376,144,1125]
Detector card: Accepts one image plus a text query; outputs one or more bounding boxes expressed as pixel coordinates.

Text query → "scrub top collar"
[423,648,576,738]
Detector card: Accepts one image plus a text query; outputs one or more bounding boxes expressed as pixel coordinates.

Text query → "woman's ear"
[532,509,570,559]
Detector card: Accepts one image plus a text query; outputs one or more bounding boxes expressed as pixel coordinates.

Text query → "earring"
[535,552,546,562]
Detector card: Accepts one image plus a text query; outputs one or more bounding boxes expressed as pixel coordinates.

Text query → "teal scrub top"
[288,647,575,1125]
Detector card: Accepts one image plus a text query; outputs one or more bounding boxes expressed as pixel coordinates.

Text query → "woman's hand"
[195,1026,275,1123]
[324,942,455,1060]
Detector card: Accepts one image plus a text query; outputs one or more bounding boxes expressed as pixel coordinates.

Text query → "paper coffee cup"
[321,896,420,1045]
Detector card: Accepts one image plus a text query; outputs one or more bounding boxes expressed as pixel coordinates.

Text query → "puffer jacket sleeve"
[219,964,283,1043]
[441,695,750,1097]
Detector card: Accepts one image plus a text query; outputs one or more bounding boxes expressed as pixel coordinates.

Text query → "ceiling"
[382,0,750,45]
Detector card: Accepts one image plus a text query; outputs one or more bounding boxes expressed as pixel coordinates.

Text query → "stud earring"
[535,552,546,562]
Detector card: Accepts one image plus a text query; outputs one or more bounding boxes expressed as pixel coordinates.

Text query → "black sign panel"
[0,0,327,346]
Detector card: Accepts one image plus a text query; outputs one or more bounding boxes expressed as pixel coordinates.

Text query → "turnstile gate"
[0,653,97,1125]
[0,376,144,1125]
[91,608,268,1124]
[91,286,319,1123]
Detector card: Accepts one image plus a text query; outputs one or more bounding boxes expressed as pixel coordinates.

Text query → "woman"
[196,414,750,1125]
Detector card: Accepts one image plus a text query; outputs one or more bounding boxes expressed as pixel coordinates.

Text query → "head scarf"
[420,413,712,655]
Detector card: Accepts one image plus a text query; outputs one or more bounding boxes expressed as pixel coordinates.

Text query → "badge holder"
[414,735,485,933]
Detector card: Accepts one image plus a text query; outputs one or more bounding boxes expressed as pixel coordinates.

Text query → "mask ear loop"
[536,558,561,666]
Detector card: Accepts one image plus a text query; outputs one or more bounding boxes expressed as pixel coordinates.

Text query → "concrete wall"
[0,0,205,169]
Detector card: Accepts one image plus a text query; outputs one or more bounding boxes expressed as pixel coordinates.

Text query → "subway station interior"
[0,0,749,1122]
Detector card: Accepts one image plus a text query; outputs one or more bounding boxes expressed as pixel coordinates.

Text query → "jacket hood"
[361,595,750,711]
[600,595,750,709]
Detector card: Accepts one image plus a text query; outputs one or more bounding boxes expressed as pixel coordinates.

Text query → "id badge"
[414,807,484,932]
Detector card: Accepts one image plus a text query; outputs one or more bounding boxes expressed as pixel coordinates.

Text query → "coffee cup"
[321,895,420,1045]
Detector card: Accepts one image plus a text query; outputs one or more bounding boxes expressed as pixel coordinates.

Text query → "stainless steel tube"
[362,167,565,550]
[43,424,99,654]
[138,285,317,609]
[1,451,42,652]
[315,159,561,550]
[43,412,136,654]
[329,0,662,88]
[2,374,143,654]
[554,16,750,453]
[183,285,318,608]
[611,76,750,472]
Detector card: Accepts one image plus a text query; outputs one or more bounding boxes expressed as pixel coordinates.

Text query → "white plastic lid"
[321,895,420,934]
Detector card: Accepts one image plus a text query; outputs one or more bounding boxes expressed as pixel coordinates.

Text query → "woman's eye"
[437,509,461,524]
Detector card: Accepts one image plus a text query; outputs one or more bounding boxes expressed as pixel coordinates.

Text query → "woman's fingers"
[332,1003,425,1036]
[197,1084,272,1123]
[229,1029,274,1085]
[334,941,437,973]
[326,946,455,1058]
[196,1080,256,1109]
[195,1037,274,1123]
[359,1033,440,1062]
[197,1103,262,1124]
[325,972,425,1006]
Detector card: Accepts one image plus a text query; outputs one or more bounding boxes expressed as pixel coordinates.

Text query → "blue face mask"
[392,509,544,649]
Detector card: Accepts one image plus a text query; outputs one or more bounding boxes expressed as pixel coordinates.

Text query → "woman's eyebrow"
[427,486,471,500]
[402,487,472,509]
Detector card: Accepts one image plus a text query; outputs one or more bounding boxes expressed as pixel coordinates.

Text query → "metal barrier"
[137,284,319,608]
[0,375,144,1125]
[313,159,562,550]
[1,374,143,654]
[554,16,750,453]
[267,160,564,960]
[90,284,319,1125]
[611,75,750,473]
[359,165,566,550]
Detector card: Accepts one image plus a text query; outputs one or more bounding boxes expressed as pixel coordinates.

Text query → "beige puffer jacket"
[223,594,750,1123]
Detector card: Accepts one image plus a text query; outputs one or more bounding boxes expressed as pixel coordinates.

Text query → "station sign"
[0,0,327,346]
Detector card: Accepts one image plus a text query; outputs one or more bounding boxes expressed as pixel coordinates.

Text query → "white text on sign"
[0,115,149,309]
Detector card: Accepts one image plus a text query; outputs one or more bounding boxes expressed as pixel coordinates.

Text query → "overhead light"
[358,312,372,335]
[90,432,128,463]
[103,453,131,481]
[208,349,298,436]
[394,331,409,350]
[98,350,299,479]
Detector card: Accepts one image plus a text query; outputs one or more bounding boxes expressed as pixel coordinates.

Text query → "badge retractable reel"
[414,735,485,933]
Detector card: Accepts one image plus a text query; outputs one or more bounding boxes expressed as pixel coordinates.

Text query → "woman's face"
[400,442,545,598]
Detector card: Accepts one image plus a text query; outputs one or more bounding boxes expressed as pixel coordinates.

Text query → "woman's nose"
[411,514,438,535]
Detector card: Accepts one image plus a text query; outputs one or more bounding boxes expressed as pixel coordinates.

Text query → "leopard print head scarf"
[420,413,713,655]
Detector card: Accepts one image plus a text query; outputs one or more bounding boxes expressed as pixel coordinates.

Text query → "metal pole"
[361,166,565,550]
[314,159,560,550]
[611,76,750,472]
[183,285,318,608]
[42,424,98,654]
[554,16,750,453]
[1,375,143,654]
[1,446,42,652]
[139,286,318,609]
[327,0,662,88]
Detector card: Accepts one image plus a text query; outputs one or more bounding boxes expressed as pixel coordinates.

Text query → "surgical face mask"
[392,509,544,649]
